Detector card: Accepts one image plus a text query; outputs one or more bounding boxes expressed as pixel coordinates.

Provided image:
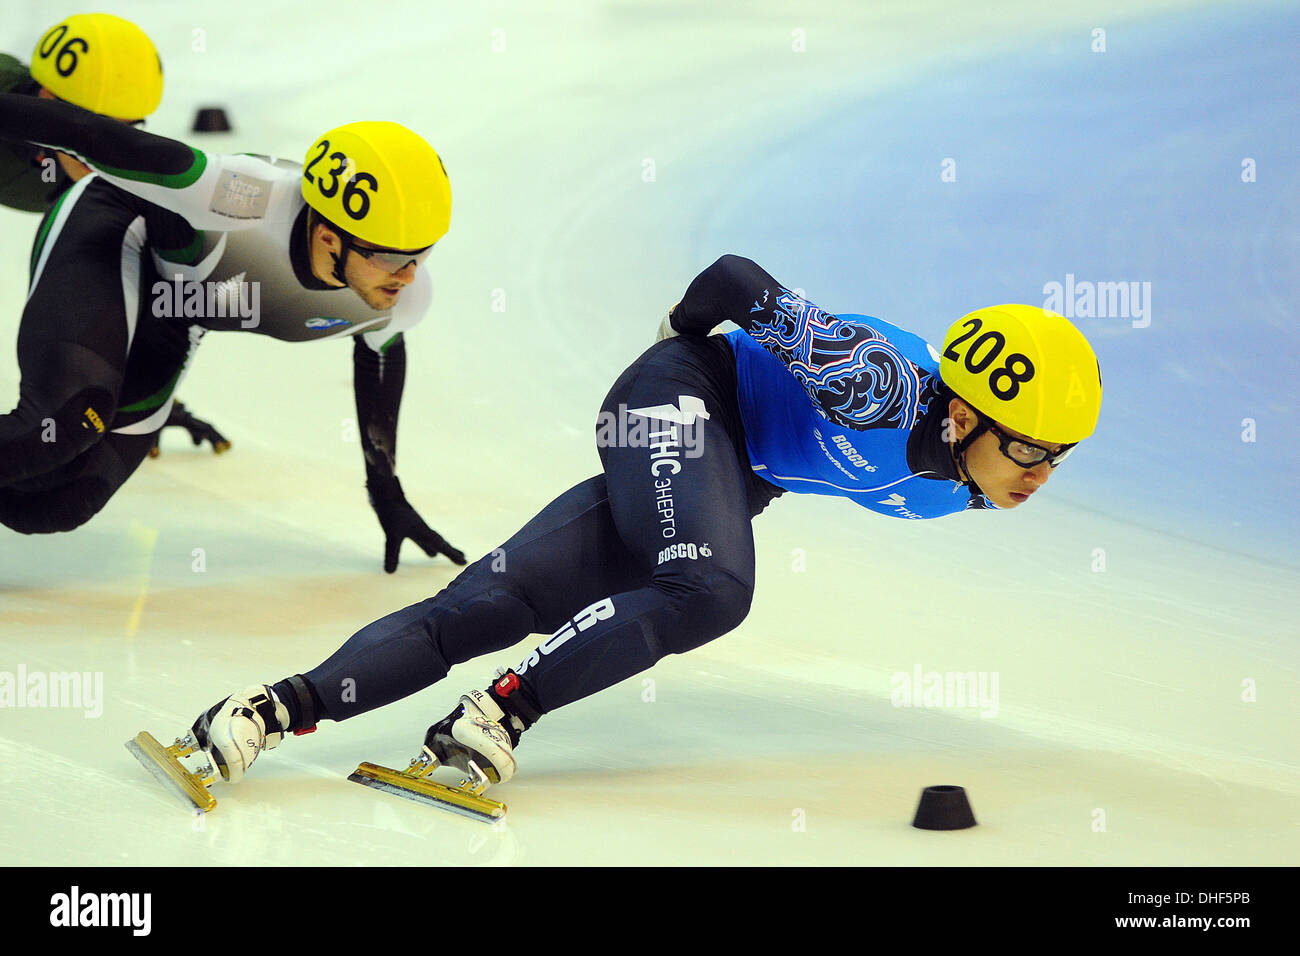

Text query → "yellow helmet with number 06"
[301,121,451,250]
[940,304,1102,445]
[31,14,163,121]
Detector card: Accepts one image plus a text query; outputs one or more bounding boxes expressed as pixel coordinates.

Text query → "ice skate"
[124,729,218,813]
[350,671,538,823]
[422,686,519,785]
[125,684,290,812]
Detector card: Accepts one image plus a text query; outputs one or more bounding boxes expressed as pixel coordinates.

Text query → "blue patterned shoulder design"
[746,287,936,430]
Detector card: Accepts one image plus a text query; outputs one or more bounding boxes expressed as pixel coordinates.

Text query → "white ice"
[0,0,1296,866]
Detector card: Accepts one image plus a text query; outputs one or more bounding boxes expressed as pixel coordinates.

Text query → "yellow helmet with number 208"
[940,304,1102,445]
[30,13,163,121]
[301,121,452,251]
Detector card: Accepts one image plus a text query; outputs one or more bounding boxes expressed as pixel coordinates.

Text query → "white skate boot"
[348,669,540,822]
[125,683,291,812]
[191,684,290,783]
[422,687,518,785]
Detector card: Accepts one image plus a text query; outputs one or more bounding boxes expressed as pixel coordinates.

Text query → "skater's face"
[343,238,423,310]
[311,225,421,311]
[947,398,1063,509]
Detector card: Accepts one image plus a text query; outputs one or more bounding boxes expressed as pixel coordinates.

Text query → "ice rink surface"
[1,0,1296,866]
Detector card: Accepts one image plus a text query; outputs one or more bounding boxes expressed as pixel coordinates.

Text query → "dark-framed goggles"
[341,235,434,274]
[985,420,1077,468]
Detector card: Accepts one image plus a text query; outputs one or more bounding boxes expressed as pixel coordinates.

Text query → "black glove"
[366,473,466,573]
[149,400,231,458]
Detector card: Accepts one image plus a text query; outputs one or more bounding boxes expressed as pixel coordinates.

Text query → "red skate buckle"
[495,672,520,696]
[293,725,318,736]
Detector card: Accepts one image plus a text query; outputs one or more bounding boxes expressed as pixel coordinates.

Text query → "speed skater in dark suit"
[175,253,1103,805]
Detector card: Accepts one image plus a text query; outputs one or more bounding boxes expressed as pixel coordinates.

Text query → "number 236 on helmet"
[940,304,1102,446]
[301,121,452,251]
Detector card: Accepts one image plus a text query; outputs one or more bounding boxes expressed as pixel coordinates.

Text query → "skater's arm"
[675,255,920,430]
[351,271,434,475]
[672,255,853,344]
[0,58,66,212]
[353,334,465,572]
[0,92,293,231]
[0,91,194,181]
[353,333,406,484]
[667,254,781,336]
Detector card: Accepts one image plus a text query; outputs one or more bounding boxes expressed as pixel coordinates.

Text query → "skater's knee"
[0,386,115,484]
[336,583,540,678]
[437,585,541,666]
[0,476,112,534]
[59,476,115,531]
[706,571,754,636]
[653,567,753,653]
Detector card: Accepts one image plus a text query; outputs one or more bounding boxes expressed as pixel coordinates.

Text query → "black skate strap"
[283,674,319,732]
[251,687,282,733]
[491,670,542,727]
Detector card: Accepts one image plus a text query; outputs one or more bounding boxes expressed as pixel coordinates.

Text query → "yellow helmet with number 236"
[940,304,1102,446]
[301,121,452,251]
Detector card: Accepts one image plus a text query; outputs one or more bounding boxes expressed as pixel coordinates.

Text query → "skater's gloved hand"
[366,472,467,572]
[149,400,231,458]
[655,302,682,343]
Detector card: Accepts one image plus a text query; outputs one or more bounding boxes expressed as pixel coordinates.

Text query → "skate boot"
[127,676,321,812]
[422,686,520,785]
[348,669,542,822]
[191,684,291,784]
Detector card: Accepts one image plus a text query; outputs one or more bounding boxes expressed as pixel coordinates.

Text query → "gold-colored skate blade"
[348,761,506,823]
[125,731,217,813]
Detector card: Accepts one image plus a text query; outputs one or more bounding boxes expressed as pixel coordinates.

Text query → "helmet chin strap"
[310,214,356,290]
[329,247,350,286]
[951,418,991,496]
[329,228,359,286]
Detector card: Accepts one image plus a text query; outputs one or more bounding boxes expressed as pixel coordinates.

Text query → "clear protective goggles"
[344,237,434,274]
[987,421,1076,468]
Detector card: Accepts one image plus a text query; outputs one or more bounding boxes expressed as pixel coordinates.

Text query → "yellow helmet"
[31,14,163,121]
[301,121,451,250]
[940,304,1102,444]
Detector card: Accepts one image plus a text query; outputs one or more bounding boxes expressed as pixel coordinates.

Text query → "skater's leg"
[511,336,764,715]
[0,429,156,532]
[0,177,142,489]
[288,474,648,726]
[0,312,200,533]
[409,336,772,789]
[181,338,773,792]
